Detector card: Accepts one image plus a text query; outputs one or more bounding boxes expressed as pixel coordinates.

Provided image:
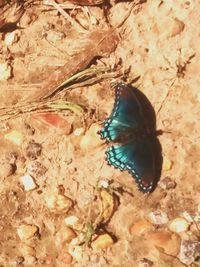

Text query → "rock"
[4,30,20,46]
[97,179,110,189]
[58,250,73,264]
[68,246,83,262]
[148,210,169,225]
[179,240,200,265]
[163,158,173,171]
[24,255,37,265]
[80,123,103,150]
[73,127,85,136]
[4,130,23,146]
[26,140,42,160]
[55,226,77,247]
[130,219,153,235]
[46,193,73,214]
[159,177,176,190]
[0,157,16,178]
[168,218,189,233]
[0,62,12,80]
[148,231,181,256]
[91,234,114,250]
[20,244,36,256]
[17,224,39,240]
[46,30,65,43]
[20,175,37,191]
[64,215,79,227]
[26,161,47,177]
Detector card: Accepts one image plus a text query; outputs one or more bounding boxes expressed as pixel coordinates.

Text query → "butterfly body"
[99,83,161,193]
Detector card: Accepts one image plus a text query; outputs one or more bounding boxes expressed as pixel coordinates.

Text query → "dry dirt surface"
[0,1,200,267]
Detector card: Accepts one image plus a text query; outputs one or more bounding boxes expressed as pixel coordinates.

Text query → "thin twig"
[44,0,87,32]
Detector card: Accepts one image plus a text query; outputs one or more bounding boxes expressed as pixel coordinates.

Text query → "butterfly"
[98,82,161,193]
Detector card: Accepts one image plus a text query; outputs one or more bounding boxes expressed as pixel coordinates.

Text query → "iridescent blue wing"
[99,83,145,142]
[106,139,155,193]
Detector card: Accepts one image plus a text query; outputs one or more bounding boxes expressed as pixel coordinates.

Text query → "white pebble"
[20,175,37,191]
[74,127,85,136]
[98,179,110,189]
[168,217,189,233]
[4,130,23,146]
[0,62,12,80]
[4,31,20,46]
[64,215,79,226]
[148,210,169,225]
[17,224,38,240]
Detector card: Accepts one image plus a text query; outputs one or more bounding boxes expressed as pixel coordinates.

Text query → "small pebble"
[17,224,39,240]
[148,210,169,225]
[24,255,37,265]
[159,176,176,190]
[130,219,153,235]
[26,161,47,177]
[97,179,110,189]
[46,193,73,214]
[179,240,200,265]
[70,234,85,246]
[91,234,114,250]
[64,215,79,227]
[46,30,65,43]
[4,130,23,146]
[55,226,77,247]
[26,140,42,160]
[0,62,12,80]
[20,175,37,191]
[58,250,73,264]
[73,127,85,136]
[20,244,36,256]
[168,218,189,233]
[4,31,20,46]
[163,158,173,171]
[68,246,83,262]
[148,231,181,256]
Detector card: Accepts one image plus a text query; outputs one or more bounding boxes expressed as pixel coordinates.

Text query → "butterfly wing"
[99,83,145,141]
[106,139,155,193]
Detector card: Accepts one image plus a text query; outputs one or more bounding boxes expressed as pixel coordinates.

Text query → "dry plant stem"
[45,0,87,32]
[0,99,75,122]
[65,0,105,5]
[30,28,119,102]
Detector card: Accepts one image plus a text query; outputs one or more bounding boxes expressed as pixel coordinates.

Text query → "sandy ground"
[0,1,200,266]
